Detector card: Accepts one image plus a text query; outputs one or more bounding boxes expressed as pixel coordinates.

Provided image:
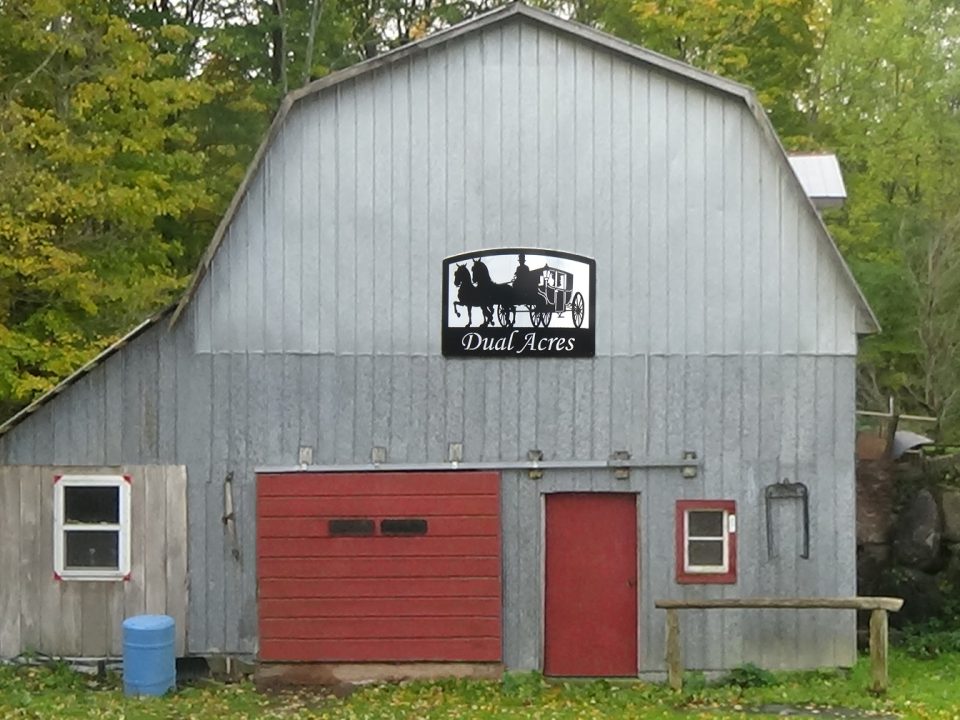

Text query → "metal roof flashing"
[788,154,848,210]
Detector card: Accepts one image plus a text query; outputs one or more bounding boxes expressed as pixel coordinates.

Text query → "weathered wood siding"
[0,328,858,670]
[0,11,861,671]
[0,465,188,658]
[192,17,863,357]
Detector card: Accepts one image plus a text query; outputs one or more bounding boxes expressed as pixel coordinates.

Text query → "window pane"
[65,530,119,569]
[688,510,724,538]
[64,486,119,524]
[688,539,724,567]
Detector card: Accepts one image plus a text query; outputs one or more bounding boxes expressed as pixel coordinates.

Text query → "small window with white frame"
[676,500,736,584]
[54,474,132,581]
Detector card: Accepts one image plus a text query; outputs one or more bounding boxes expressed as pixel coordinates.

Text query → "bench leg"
[869,608,889,693]
[666,608,682,691]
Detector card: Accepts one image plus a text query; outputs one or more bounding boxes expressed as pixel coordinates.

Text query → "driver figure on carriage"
[512,253,537,300]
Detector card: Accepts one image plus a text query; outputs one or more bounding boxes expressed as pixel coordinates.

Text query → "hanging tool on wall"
[223,471,242,563]
[765,479,810,560]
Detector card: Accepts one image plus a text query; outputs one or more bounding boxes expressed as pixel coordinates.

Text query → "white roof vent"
[788,154,847,210]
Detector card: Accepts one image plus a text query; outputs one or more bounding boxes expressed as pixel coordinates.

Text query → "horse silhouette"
[452,263,494,327]
[471,258,516,307]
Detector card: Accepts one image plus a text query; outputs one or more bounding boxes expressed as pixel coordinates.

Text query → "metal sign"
[442,248,596,358]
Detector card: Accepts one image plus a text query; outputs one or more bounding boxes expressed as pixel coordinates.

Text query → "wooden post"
[665,608,682,691]
[869,608,889,693]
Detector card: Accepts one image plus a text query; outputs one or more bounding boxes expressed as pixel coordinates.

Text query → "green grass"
[2,651,960,719]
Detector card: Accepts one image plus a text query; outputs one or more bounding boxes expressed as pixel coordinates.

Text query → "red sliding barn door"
[544,493,638,676]
[257,471,501,662]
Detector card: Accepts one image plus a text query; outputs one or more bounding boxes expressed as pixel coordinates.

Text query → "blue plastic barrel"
[122,615,176,696]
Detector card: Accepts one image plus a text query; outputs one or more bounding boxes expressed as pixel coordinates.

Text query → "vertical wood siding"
[0,14,860,672]
[0,331,858,670]
[0,465,188,658]
[191,19,860,357]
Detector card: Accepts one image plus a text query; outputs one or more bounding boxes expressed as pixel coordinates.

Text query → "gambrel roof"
[0,2,879,438]
[169,1,878,333]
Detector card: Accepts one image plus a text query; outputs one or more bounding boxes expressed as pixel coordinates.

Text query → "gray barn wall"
[0,319,858,670]
[0,14,859,671]
[192,18,861,357]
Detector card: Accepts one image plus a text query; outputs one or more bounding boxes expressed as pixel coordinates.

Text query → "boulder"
[875,566,944,628]
[894,489,943,571]
[941,551,960,589]
[940,489,960,543]
[856,460,897,544]
[856,543,891,596]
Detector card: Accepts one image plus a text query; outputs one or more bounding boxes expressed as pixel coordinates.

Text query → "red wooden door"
[544,493,638,676]
[257,471,501,662]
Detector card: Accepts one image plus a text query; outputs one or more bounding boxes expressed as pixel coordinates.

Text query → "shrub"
[720,663,779,688]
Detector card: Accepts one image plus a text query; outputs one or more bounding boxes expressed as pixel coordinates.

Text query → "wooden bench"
[654,597,904,693]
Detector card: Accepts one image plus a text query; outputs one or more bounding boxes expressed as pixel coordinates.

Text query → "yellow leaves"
[158,24,193,46]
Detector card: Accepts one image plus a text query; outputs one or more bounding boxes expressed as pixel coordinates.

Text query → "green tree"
[0,0,253,417]
[577,0,824,142]
[811,0,960,436]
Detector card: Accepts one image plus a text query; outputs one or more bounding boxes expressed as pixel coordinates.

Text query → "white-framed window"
[676,500,737,584]
[53,474,132,581]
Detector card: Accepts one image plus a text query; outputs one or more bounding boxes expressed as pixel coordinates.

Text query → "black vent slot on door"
[380,518,428,536]
[328,518,375,536]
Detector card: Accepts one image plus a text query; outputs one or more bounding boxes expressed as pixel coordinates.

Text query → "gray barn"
[0,3,877,678]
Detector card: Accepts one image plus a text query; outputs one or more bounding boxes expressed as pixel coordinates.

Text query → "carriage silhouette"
[496,264,586,328]
[452,255,587,329]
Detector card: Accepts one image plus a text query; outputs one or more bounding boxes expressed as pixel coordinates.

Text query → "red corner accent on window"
[53,474,62,484]
[53,571,62,581]
[123,474,132,484]
[675,499,737,585]
[123,572,132,582]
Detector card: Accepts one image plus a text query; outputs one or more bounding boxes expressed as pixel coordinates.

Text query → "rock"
[857,460,897,544]
[940,489,960,543]
[857,543,892,596]
[893,489,943,571]
[875,566,944,628]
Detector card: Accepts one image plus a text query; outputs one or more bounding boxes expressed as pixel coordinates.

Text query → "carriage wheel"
[498,305,516,328]
[528,305,542,328]
[532,309,551,327]
[571,292,585,328]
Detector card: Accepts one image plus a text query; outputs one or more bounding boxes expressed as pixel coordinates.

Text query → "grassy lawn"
[2,651,959,719]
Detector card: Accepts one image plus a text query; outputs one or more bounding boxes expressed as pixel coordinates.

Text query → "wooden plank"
[261,616,500,641]
[869,609,889,694]
[58,578,83,657]
[165,466,189,656]
[665,608,682,691]
[38,467,62,655]
[80,583,109,657]
[0,467,21,657]
[18,469,42,652]
[259,637,501,663]
[259,577,500,599]
[259,556,500,579]
[258,516,499,538]
[257,471,500,497]
[105,575,125,657]
[258,536,500,558]
[123,466,147,620]
[258,496,498,518]
[655,597,904,612]
[144,465,167,615]
[259,597,501,619]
